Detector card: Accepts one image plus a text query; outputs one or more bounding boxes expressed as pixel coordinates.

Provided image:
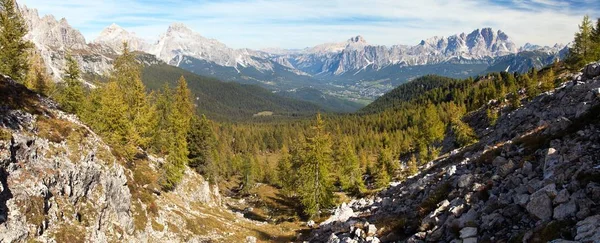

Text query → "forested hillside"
[4,0,600,241]
[278,87,364,113]
[140,61,323,120]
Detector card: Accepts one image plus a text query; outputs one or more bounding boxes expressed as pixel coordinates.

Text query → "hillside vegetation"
[141,62,323,120]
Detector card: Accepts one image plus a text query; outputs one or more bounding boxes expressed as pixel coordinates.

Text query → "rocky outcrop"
[0,75,225,242]
[20,5,114,81]
[307,62,600,242]
[0,76,133,241]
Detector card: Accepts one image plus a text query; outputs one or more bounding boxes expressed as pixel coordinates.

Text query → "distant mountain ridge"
[19,3,569,108]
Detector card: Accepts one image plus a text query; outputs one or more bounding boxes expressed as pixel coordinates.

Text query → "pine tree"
[24,52,53,96]
[592,18,600,58]
[0,0,33,82]
[337,137,365,194]
[407,154,418,176]
[160,76,194,190]
[419,103,445,161]
[373,147,392,188]
[95,82,137,159]
[540,68,555,92]
[112,43,154,148]
[298,113,334,219]
[241,155,257,194]
[523,73,539,100]
[277,145,294,195]
[188,115,218,182]
[152,84,173,154]
[61,54,85,115]
[568,15,595,69]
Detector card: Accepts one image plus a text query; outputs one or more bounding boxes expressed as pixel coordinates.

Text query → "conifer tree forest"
[2,0,600,220]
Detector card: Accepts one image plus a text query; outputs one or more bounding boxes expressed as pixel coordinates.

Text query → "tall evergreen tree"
[61,54,85,115]
[188,115,218,182]
[0,0,32,82]
[241,155,259,194]
[523,73,539,100]
[592,18,600,59]
[407,154,418,176]
[24,52,53,96]
[337,137,365,194]
[298,114,334,219]
[540,68,556,92]
[420,103,445,161]
[152,84,173,154]
[277,144,294,195]
[161,76,194,190]
[112,43,155,148]
[95,82,137,159]
[568,15,595,68]
[373,147,392,188]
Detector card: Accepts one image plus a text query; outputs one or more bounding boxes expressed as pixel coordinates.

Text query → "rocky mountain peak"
[94,23,149,53]
[167,22,193,35]
[348,35,367,44]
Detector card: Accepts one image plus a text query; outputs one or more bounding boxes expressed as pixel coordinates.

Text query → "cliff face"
[311,64,600,243]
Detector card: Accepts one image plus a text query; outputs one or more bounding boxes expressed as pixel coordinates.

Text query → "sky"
[17,0,600,50]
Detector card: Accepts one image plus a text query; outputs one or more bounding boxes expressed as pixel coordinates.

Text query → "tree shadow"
[0,168,13,224]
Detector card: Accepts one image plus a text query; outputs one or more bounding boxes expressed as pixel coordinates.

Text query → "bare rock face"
[20,5,113,82]
[173,168,222,208]
[0,77,135,242]
[0,76,221,242]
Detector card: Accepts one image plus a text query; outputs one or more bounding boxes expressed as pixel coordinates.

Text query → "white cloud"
[17,0,599,49]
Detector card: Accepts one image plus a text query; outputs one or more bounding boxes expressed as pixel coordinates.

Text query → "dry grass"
[0,76,45,115]
[52,224,86,243]
[0,128,11,141]
[417,182,451,217]
[36,117,73,143]
[16,196,45,227]
[151,219,164,232]
[132,201,148,232]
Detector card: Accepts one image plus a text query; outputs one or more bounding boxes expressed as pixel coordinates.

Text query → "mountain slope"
[485,49,568,73]
[308,63,600,243]
[0,74,304,242]
[21,4,570,107]
[360,75,459,113]
[278,87,364,113]
[138,55,322,120]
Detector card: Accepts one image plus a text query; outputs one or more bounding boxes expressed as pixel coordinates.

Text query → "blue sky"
[17,0,600,49]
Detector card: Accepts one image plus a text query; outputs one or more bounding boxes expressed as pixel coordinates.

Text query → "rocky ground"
[0,75,303,242]
[309,64,600,243]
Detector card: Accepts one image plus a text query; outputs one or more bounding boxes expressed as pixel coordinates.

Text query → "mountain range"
[19,4,569,110]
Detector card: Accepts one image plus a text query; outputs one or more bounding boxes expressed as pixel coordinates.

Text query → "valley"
[1,0,600,243]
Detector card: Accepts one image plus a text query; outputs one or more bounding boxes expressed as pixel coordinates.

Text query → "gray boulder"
[458,174,473,188]
[460,227,477,238]
[544,148,561,179]
[526,189,553,221]
[583,62,600,79]
[553,200,577,220]
[575,215,600,242]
